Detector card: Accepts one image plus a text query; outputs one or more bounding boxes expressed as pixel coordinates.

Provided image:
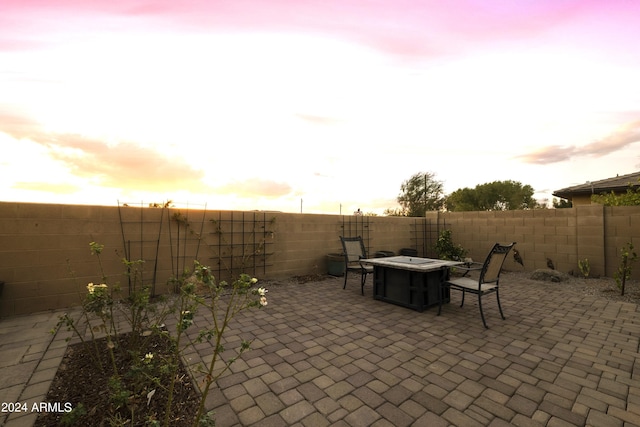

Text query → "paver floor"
[2,272,640,426]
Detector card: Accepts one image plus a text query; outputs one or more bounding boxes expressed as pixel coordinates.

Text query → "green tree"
[553,197,573,208]
[444,188,478,212]
[445,180,536,211]
[388,172,444,216]
[383,207,404,216]
[591,180,640,206]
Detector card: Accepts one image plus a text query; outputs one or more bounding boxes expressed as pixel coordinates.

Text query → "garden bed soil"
[35,332,200,427]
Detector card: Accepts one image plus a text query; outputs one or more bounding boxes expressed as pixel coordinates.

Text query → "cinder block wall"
[1,202,639,316]
[0,203,125,316]
[604,206,640,278]
[0,202,420,316]
[575,205,605,277]
[430,205,640,278]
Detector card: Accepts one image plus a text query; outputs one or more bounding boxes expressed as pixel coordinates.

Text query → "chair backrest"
[479,242,516,284]
[340,236,367,263]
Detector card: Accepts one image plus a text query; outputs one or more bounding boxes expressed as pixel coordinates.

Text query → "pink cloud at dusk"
[0,111,207,192]
[0,110,294,204]
[516,119,640,165]
[49,138,209,193]
[2,0,640,213]
[3,0,639,61]
[295,114,343,126]
[215,178,292,199]
[12,181,79,195]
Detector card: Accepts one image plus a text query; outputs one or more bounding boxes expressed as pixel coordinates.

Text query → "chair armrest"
[456,261,483,277]
[459,261,482,269]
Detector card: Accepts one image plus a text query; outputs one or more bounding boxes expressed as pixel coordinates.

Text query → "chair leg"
[460,289,466,307]
[496,289,505,320]
[343,269,348,289]
[360,272,366,295]
[478,294,488,328]
[437,284,445,316]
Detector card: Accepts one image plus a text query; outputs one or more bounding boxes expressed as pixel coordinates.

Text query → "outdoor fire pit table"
[360,256,463,312]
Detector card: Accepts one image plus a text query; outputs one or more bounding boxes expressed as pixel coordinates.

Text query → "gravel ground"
[502,270,640,304]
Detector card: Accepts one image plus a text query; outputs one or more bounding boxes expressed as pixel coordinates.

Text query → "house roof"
[553,171,640,199]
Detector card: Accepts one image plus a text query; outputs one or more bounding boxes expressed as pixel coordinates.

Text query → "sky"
[1,0,640,215]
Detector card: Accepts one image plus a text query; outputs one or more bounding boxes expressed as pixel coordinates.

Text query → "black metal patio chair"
[340,236,374,295]
[438,242,516,328]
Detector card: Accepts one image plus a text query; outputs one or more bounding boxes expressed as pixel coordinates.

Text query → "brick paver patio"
[182,272,640,426]
[2,272,640,426]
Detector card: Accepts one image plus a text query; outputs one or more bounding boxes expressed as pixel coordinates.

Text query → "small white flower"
[145,352,153,361]
[250,277,258,284]
[260,296,268,307]
[258,287,268,296]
